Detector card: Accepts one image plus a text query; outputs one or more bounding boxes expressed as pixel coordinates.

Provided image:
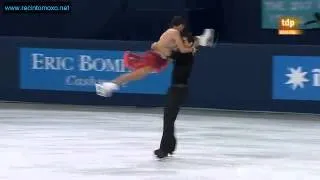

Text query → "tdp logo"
[278,17,302,35]
[281,18,296,28]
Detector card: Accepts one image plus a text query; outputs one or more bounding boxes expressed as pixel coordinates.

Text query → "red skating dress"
[123,50,169,72]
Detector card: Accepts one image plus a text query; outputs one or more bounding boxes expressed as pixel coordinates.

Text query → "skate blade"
[154,156,169,161]
[153,153,172,160]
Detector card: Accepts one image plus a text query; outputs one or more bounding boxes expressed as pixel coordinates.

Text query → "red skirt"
[123,51,168,72]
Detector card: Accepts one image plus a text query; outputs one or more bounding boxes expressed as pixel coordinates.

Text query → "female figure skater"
[95,16,196,97]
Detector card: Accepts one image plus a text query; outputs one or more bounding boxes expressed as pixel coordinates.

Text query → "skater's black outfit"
[154,48,195,158]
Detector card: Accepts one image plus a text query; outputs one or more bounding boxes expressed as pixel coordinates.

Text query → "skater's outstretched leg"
[96,66,153,97]
[96,50,168,97]
[112,66,154,86]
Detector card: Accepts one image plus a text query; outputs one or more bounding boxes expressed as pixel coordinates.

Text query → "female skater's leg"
[97,66,154,97]
[96,51,168,97]
[112,66,154,85]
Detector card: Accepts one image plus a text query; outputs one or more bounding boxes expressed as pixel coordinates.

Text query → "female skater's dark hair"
[186,33,196,44]
[170,16,187,27]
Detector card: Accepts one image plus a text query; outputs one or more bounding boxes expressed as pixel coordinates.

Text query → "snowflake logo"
[285,66,309,90]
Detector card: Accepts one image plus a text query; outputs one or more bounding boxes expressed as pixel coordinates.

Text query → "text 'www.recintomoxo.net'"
[2,2,71,14]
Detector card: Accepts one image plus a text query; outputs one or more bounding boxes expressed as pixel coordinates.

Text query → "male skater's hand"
[192,47,198,55]
[193,37,200,48]
[191,38,199,55]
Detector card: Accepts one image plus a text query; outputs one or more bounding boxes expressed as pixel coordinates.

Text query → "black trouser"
[159,85,188,153]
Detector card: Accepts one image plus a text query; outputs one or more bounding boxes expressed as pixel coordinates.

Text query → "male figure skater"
[153,32,197,159]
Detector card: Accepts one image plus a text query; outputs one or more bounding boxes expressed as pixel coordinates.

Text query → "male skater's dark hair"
[181,30,196,44]
[185,33,196,44]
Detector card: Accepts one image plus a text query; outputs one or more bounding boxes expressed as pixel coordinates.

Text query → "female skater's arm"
[151,42,166,52]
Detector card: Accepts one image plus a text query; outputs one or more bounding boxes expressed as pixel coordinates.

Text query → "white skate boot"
[95,82,119,97]
[196,29,215,47]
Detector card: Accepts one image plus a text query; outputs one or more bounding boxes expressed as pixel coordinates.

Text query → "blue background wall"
[1,0,320,113]
[0,36,320,114]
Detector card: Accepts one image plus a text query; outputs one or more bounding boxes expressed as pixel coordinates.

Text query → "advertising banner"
[20,48,172,95]
[273,56,320,100]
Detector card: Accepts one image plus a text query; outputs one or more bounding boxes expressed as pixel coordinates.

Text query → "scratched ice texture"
[0,103,319,180]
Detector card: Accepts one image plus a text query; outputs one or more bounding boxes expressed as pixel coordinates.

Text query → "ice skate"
[95,82,119,97]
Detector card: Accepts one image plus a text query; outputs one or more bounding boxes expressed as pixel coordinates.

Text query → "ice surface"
[0,103,319,180]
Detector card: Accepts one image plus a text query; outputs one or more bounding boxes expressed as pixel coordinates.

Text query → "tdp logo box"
[278,17,302,35]
[272,56,320,100]
[20,48,172,95]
